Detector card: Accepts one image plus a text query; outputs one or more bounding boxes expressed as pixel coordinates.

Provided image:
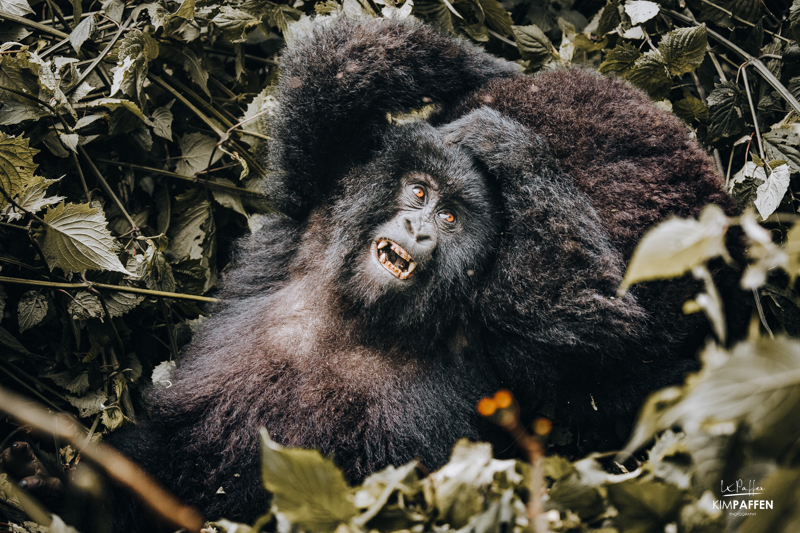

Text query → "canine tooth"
[380,252,387,262]
[377,241,388,249]
[407,262,416,275]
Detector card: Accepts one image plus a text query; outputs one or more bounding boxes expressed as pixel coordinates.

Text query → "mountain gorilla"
[3,15,738,530]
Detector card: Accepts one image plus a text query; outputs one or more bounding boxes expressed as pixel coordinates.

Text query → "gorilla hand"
[0,441,64,502]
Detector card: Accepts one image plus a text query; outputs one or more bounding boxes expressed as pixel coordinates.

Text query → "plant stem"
[740,66,765,161]
[0,10,69,38]
[78,146,138,232]
[67,13,133,95]
[0,275,219,303]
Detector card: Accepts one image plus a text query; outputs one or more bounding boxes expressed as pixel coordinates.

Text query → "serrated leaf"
[45,370,90,395]
[66,390,107,417]
[706,81,747,141]
[167,189,212,262]
[212,7,262,43]
[740,211,788,289]
[512,25,558,70]
[478,0,513,37]
[101,407,125,431]
[597,0,621,35]
[59,133,79,153]
[624,0,659,25]
[260,428,358,533]
[112,30,158,100]
[763,130,800,173]
[6,176,65,221]
[607,478,684,530]
[0,133,39,209]
[176,132,222,177]
[85,98,153,126]
[18,290,48,332]
[143,245,176,292]
[0,100,48,125]
[659,24,707,77]
[68,291,105,320]
[673,93,709,122]
[598,42,641,77]
[101,0,124,22]
[0,0,34,16]
[413,0,455,33]
[103,290,145,317]
[151,105,173,140]
[211,178,246,217]
[174,0,195,20]
[69,14,97,53]
[624,51,671,100]
[619,205,730,295]
[182,48,209,96]
[754,163,791,220]
[37,202,130,274]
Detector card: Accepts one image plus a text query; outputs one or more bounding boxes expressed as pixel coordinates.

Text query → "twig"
[0,362,62,412]
[43,0,70,33]
[740,65,766,161]
[0,10,69,39]
[66,13,133,95]
[94,159,269,197]
[0,275,219,303]
[159,298,180,361]
[70,152,92,202]
[77,146,138,232]
[0,384,205,532]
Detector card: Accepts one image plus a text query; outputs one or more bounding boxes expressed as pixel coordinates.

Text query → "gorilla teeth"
[375,239,416,280]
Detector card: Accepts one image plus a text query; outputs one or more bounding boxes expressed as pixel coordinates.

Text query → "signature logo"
[713,480,772,515]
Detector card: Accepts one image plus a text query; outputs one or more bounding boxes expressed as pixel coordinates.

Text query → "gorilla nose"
[403,216,437,249]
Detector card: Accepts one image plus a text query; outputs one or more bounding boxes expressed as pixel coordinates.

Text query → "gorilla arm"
[267,17,519,218]
[440,108,685,426]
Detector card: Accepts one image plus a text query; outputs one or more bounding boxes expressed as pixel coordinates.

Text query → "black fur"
[111,16,741,528]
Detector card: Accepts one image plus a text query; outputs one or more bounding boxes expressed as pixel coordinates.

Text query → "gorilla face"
[323,122,502,339]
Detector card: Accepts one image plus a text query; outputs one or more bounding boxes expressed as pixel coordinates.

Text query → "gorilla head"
[307,122,502,340]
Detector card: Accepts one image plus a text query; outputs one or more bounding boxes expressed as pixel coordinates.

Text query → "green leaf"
[68,291,105,320]
[182,48,210,96]
[478,0,513,37]
[0,326,30,355]
[598,42,641,77]
[753,163,791,220]
[69,14,97,53]
[624,51,671,100]
[624,0,659,25]
[66,390,107,417]
[212,7,262,43]
[706,81,747,141]
[18,290,48,332]
[174,0,195,20]
[0,133,39,209]
[596,0,620,35]
[37,202,130,274]
[607,479,685,532]
[167,189,212,262]
[673,93,709,122]
[512,25,558,70]
[0,0,34,16]
[101,0,124,22]
[176,132,222,177]
[659,24,707,77]
[6,176,65,221]
[0,100,48,125]
[45,370,90,395]
[413,0,455,33]
[259,428,358,533]
[111,30,158,100]
[86,98,153,126]
[763,129,800,174]
[618,205,730,295]
[103,290,145,318]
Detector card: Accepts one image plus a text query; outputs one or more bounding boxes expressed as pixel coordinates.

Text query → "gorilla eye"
[439,212,455,223]
[412,186,425,198]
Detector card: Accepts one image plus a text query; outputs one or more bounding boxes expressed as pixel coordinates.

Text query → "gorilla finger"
[20,475,64,501]
[0,442,38,478]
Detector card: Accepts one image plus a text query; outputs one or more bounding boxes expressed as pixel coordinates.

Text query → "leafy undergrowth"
[1,0,800,531]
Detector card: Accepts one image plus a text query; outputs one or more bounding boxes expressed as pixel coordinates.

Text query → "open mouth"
[373,239,417,280]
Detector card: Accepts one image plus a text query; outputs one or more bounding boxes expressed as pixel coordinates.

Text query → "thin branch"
[66,13,133,95]
[0,10,69,39]
[0,384,205,533]
[94,159,269,198]
[740,66,765,161]
[0,275,219,303]
[149,74,226,137]
[77,146,138,232]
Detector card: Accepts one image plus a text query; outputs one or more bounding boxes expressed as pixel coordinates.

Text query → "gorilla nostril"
[416,234,432,243]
